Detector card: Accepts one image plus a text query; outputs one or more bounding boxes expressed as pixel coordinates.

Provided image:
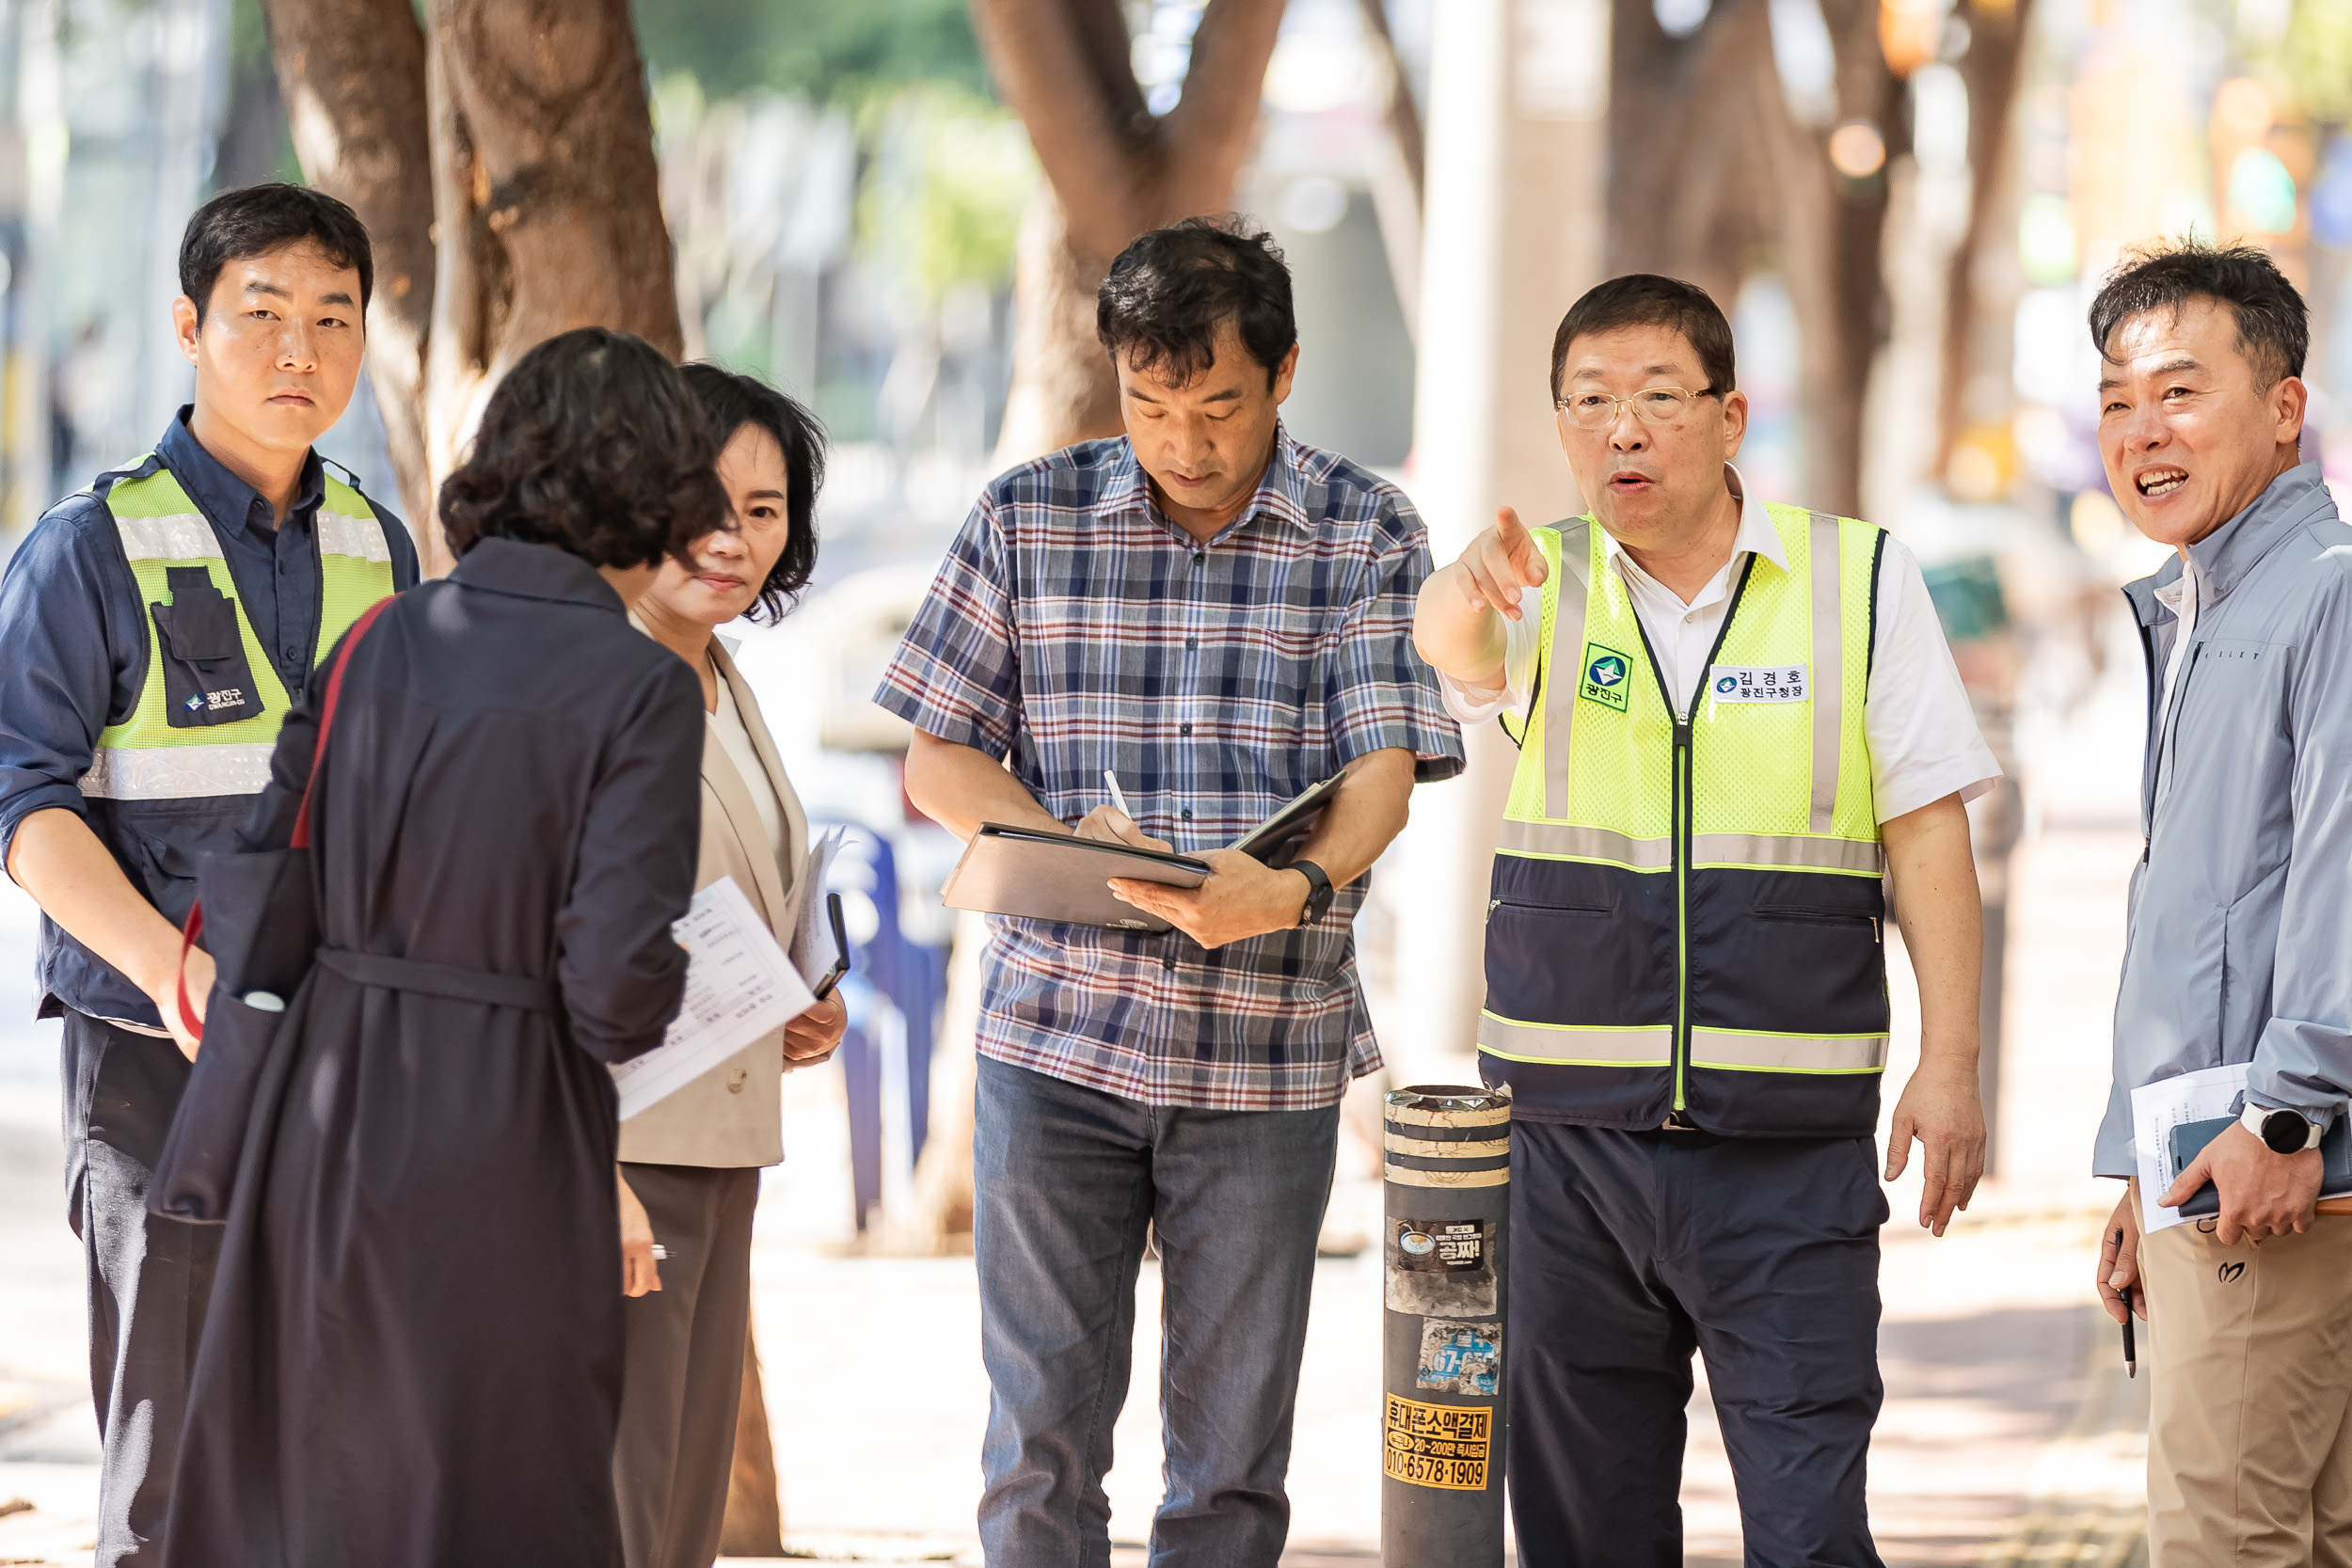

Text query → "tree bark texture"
[970,0,1289,465]
[1606,0,1899,517]
[255,0,437,541]
[1935,0,2035,468]
[256,0,678,573]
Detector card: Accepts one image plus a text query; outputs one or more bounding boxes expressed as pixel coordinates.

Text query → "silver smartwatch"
[2240,1101,2325,1154]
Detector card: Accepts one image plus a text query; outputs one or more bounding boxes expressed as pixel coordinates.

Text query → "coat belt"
[316,948,563,1014]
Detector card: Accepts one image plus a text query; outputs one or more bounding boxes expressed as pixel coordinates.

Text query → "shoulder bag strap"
[176,594,396,1039]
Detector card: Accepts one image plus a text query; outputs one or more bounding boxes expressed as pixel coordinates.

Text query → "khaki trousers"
[2143,1195,2352,1566]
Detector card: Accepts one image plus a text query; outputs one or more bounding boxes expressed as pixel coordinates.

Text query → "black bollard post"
[1381,1084,1510,1565]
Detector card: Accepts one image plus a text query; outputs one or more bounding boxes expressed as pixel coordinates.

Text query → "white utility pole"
[1382,0,1610,1085]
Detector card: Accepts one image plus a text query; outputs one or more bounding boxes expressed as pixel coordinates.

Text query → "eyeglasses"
[1554,386,1721,430]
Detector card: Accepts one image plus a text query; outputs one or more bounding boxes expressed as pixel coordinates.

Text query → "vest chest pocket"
[149,566,265,728]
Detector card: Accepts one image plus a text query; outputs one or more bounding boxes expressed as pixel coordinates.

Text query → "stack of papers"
[611,876,816,1121]
[2130,1063,2248,1232]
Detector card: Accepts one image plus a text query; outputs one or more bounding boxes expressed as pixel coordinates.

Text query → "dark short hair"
[179,182,374,324]
[1097,217,1296,388]
[1550,275,1736,403]
[438,328,728,571]
[680,363,826,622]
[2088,239,2308,388]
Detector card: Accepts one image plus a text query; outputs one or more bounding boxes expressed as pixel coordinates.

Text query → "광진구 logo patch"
[1579,643,1631,712]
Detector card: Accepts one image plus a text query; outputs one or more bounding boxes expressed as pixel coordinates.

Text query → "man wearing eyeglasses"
[1411,274,1998,1567]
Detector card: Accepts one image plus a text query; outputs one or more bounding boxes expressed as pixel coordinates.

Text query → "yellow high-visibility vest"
[1480,503,1891,1135]
[82,458,396,801]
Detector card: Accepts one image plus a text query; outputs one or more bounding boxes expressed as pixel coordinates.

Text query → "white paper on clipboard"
[2130,1061,2249,1233]
[787,827,847,988]
[612,876,815,1121]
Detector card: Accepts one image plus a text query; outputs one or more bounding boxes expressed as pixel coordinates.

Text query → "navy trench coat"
[164,538,704,1566]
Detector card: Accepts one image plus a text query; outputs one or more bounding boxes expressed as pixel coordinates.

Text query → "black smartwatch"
[1292,860,1335,927]
[2241,1101,2325,1154]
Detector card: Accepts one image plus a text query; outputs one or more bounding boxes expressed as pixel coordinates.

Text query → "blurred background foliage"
[2243,0,2352,124]
[628,0,993,108]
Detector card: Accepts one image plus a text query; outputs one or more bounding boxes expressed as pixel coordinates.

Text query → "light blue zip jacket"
[2095,463,2352,1178]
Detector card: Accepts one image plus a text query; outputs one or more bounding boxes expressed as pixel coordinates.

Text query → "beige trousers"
[2143,1195,2352,1566]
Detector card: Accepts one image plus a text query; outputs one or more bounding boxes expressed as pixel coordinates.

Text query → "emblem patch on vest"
[1579,644,1632,712]
[1708,664,1809,704]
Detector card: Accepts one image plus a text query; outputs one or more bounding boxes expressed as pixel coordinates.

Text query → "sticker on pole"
[1384,1394,1492,1491]
[1393,1220,1486,1273]
[1386,1219,1497,1316]
[1416,1319,1502,1397]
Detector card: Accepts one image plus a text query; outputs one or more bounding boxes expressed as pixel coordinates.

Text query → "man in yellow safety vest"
[1412,274,1995,1566]
[0,183,417,1565]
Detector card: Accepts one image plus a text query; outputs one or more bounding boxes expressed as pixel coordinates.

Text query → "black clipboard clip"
[811,891,851,1001]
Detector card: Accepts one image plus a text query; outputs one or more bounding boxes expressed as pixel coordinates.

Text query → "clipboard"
[1229,773,1346,863]
[941,825,1210,932]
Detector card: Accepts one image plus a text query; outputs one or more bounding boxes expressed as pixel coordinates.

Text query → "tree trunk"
[421,0,679,567]
[258,0,678,572]
[1606,0,1896,516]
[993,187,1128,461]
[972,0,1289,466]
[1606,0,1775,307]
[256,0,437,544]
[1935,0,2035,469]
[1787,0,1901,518]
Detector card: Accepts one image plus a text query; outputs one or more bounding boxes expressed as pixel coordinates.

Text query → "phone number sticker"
[1383,1393,1491,1491]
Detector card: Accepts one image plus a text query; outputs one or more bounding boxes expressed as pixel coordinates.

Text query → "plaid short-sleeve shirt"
[876,427,1465,1110]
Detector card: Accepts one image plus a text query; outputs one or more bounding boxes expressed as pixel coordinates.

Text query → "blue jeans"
[973,1055,1341,1568]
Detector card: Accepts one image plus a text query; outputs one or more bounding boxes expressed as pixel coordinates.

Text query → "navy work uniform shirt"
[0,407,421,1025]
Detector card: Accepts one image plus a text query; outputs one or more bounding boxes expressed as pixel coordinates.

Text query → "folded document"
[611,875,816,1120]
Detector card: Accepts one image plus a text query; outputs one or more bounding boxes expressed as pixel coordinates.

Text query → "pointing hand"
[1455,506,1549,623]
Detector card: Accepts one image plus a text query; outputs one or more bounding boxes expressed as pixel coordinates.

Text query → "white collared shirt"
[1439,465,1999,823]
[2153,563,2198,718]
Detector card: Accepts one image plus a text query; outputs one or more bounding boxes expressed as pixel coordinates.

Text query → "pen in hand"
[1104,768,1133,821]
[2115,1227,2137,1379]
[2121,1290,2136,1378]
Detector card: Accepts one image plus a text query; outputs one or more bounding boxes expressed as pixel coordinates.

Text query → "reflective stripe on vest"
[1481,504,1892,1135]
[1687,1027,1889,1073]
[81,460,398,800]
[1476,1014,1673,1066]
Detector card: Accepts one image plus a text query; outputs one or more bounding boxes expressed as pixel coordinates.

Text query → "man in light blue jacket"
[2090,240,2352,1563]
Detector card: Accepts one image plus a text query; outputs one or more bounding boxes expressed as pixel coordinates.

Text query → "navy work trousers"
[1507,1122,1888,1568]
[61,1010,221,1568]
[972,1053,1341,1568]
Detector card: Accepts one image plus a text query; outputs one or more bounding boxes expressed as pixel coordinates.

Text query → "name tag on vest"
[1708,664,1808,703]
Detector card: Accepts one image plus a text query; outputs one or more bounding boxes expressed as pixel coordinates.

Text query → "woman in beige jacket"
[614,364,846,1568]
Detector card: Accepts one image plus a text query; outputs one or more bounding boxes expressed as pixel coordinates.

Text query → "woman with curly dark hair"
[166,328,724,1568]
[612,365,843,1568]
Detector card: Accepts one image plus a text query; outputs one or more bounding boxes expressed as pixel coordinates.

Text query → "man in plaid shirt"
[878,219,1463,1563]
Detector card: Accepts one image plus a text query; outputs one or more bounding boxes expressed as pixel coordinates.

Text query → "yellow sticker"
[1383,1393,1491,1491]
